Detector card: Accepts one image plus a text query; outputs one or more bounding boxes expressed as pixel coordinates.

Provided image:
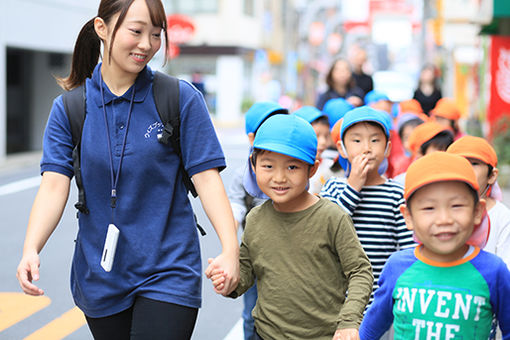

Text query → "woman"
[413,63,442,115]
[16,0,239,338]
[315,58,364,110]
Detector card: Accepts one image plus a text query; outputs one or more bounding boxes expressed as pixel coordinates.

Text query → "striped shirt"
[320,177,415,304]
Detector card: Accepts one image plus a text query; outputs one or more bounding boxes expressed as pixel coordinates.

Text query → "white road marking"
[223,318,244,340]
[0,176,40,196]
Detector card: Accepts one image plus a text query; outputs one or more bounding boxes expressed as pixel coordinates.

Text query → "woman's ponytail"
[56,18,100,91]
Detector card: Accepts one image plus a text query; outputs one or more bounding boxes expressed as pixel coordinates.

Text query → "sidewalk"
[0,151,41,175]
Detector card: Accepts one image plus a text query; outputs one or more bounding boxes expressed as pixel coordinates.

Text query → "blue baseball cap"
[293,106,327,125]
[245,101,288,134]
[253,114,317,165]
[340,106,392,141]
[364,90,390,105]
[322,98,354,128]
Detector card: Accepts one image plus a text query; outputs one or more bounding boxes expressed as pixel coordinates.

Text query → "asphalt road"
[0,125,248,340]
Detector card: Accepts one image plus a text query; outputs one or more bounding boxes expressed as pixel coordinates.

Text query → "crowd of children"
[205,60,510,339]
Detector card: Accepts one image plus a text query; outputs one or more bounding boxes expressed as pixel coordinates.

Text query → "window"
[167,0,218,14]
[244,0,254,16]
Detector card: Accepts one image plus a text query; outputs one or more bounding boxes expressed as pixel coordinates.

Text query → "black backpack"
[62,71,202,232]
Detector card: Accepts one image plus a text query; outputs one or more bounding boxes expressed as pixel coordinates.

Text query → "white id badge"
[101,224,119,272]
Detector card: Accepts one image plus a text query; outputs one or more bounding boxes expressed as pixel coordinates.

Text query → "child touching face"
[321,107,415,310]
[360,152,510,340]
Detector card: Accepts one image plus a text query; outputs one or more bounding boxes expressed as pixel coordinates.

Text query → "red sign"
[488,36,510,132]
[167,14,196,44]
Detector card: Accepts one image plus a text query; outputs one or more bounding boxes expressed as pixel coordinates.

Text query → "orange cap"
[399,99,423,114]
[407,121,450,155]
[404,152,479,200]
[431,98,461,120]
[331,118,343,144]
[447,136,498,167]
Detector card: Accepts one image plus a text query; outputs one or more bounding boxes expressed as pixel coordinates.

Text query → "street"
[0,124,248,340]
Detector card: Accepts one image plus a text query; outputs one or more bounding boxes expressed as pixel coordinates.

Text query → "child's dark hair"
[251,148,314,168]
[407,182,479,211]
[342,121,388,143]
[312,116,330,127]
[398,118,423,140]
[57,0,168,90]
[420,130,454,155]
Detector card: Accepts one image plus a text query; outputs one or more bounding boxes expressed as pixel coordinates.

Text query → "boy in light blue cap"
[227,101,287,340]
[320,106,415,313]
[208,114,373,340]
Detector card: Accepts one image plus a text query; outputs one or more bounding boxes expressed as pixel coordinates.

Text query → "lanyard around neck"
[99,73,136,217]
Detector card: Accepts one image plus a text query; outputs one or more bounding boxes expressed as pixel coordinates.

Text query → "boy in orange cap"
[360,152,510,340]
[430,98,465,140]
[447,136,510,268]
[393,121,454,186]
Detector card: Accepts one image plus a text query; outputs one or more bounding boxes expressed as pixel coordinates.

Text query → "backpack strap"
[153,71,198,198]
[62,85,89,215]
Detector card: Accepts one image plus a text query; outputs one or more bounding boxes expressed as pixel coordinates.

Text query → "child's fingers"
[212,275,226,287]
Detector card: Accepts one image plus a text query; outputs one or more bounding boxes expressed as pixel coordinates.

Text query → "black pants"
[85,296,198,340]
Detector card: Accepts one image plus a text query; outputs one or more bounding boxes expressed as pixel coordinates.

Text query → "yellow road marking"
[0,292,51,332]
[24,306,86,340]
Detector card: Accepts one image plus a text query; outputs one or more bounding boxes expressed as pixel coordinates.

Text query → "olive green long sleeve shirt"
[230,197,373,339]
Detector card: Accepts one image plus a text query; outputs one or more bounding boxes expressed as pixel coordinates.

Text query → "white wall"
[190,0,263,48]
[4,0,98,52]
[0,0,98,160]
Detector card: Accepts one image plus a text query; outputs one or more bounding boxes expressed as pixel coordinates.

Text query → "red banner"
[488,35,510,132]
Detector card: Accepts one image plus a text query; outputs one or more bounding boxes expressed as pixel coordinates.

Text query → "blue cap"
[364,90,390,105]
[253,114,317,165]
[322,98,354,128]
[245,101,288,135]
[293,106,327,125]
[340,106,392,140]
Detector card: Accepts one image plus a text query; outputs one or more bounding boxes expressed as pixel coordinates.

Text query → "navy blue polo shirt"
[41,64,226,317]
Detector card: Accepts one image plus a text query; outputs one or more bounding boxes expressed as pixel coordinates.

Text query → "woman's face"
[420,67,435,84]
[100,0,162,78]
[331,60,352,87]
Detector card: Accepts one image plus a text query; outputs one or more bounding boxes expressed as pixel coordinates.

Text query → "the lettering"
[412,319,461,340]
[426,321,443,340]
[418,289,436,314]
[452,293,472,320]
[473,296,486,321]
[434,291,452,318]
[412,318,426,340]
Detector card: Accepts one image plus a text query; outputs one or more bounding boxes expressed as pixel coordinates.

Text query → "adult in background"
[16,0,239,338]
[413,63,442,115]
[316,58,364,110]
[349,45,374,97]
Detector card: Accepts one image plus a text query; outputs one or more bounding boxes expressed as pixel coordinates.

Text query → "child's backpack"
[62,72,203,233]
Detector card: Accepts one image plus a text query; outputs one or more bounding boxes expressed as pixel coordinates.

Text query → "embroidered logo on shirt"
[145,122,164,139]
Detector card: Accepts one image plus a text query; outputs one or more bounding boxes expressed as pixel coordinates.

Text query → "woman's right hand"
[16,250,44,296]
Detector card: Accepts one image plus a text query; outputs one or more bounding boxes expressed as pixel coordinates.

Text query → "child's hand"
[347,153,370,191]
[210,269,227,293]
[332,328,359,340]
[205,257,239,296]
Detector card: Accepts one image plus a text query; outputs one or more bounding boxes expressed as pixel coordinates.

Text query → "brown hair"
[57,0,168,90]
[325,58,356,91]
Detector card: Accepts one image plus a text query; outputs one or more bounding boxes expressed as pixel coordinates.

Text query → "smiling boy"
[359,152,510,340]
[207,114,373,340]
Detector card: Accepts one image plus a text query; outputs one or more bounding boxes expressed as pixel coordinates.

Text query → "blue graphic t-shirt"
[359,246,510,340]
